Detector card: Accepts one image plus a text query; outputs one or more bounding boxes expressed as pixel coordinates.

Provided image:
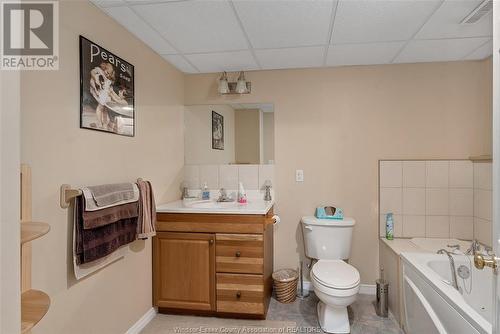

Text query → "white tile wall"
[426,161,449,188]
[450,161,473,188]
[238,165,259,190]
[403,161,426,187]
[473,161,492,246]
[426,216,450,238]
[199,165,219,189]
[184,165,200,189]
[380,161,402,187]
[218,165,239,190]
[184,164,275,192]
[402,188,425,215]
[426,188,449,216]
[379,159,474,239]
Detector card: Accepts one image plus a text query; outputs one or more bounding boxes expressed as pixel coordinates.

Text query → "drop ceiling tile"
[255,46,325,70]
[185,51,259,73]
[332,0,441,44]
[416,0,492,40]
[394,37,491,63]
[463,39,493,60]
[133,0,248,53]
[162,55,198,73]
[104,6,177,54]
[326,41,405,66]
[233,0,334,48]
[92,0,126,8]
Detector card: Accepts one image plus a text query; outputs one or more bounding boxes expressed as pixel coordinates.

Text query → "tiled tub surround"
[379,160,492,244]
[184,164,275,194]
[473,161,493,246]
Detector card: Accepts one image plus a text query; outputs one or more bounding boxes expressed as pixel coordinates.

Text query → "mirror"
[184,103,274,165]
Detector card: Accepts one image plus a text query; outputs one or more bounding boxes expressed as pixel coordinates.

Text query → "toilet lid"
[312,260,360,289]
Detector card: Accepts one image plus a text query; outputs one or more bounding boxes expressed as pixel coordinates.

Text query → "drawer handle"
[209,239,214,245]
[235,251,241,257]
[236,291,241,299]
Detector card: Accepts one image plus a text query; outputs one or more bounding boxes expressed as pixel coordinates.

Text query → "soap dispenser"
[201,182,210,200]
[238,182,247,204]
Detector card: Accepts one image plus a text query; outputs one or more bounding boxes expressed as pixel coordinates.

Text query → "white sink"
[183,199,238,209]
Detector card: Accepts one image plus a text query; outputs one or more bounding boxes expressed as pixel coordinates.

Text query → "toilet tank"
[301,216,355,260]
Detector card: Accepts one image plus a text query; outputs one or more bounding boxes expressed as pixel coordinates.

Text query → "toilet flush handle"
[304,225,313,231]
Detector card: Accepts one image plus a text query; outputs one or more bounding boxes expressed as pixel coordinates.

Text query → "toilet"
[301,216,360,334]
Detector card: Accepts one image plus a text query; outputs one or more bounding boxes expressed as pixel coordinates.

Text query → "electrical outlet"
[296,169,304,182]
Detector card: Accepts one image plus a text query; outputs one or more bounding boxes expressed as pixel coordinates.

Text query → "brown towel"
[136,180,156,239]
[87,183,135,207]
[82,201,138,230]
[75,196,137,265]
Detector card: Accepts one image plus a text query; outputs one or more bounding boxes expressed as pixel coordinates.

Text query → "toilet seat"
[311,260,360,290]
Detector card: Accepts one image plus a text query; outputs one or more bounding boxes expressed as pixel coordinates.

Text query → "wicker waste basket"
[272,269,299,303]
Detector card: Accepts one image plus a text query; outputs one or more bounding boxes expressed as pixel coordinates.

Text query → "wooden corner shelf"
[21,289,50,334]
[21,222,50,244]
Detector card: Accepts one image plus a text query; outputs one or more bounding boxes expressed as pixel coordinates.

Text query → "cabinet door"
[153,232,215,311]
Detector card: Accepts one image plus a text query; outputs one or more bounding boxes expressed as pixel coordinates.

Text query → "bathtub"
[401,252,492,334]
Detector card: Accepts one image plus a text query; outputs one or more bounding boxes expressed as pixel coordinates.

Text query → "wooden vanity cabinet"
[153,208,274,319]
[153,232,215,311]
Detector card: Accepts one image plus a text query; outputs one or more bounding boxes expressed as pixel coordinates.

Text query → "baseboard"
[359,284,376,295]
[125,307,157,334]
[300,281,376,296]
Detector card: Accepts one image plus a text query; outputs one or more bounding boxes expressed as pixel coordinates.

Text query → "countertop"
[156,198,274,215]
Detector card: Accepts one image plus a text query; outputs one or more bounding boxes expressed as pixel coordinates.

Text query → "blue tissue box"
[315,206,344,220]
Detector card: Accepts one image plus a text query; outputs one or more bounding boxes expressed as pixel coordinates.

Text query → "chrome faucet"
[217,188,233,202]
[264,180,272,201]
[182,186,190,200]
[437,249,459,291]
[466,239,481,255]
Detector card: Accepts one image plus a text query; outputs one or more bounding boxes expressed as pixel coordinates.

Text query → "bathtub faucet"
[437,249,459,291]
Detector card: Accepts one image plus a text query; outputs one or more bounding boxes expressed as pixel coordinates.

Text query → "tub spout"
[437,249,459,291]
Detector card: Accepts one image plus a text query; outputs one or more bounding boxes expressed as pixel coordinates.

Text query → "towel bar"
[60,184,82,209]
[60,179,145,209]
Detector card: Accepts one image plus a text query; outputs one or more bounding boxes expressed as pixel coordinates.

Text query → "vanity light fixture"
[218,72,230,94]
[217,71,251,95]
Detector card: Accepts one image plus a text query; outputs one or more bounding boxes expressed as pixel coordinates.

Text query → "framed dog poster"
[212,111,224,150]
[79,36,135,137]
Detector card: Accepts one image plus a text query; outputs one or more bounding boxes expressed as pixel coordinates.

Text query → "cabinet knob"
[235,251,241,257]
[236,291,241,299]
[209,239,214,244]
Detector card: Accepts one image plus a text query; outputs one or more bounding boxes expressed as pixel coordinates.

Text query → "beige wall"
[235,109,261,164]
[185,59,492,284]
[20,2,184,333]
[263,113,275,164]
[1,69,21,333]
[185,104,235,165]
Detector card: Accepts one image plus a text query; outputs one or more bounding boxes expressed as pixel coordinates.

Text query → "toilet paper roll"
[272,215,280,225]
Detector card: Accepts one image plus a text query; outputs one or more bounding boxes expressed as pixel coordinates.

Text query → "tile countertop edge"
[156,199,275,215]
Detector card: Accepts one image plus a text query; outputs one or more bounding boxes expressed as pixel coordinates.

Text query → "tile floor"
[141,292,403,334]
[267,292,403,333]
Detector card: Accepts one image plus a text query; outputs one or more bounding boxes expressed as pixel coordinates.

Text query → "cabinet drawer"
[216,234,263,274]
[216,273,264,315]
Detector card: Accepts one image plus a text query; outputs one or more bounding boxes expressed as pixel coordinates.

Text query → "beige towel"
[87,183,135,207]
[136,180,156,239]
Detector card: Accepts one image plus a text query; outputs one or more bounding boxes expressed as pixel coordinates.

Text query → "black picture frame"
[212,111,224,150]
[79,35,135,137]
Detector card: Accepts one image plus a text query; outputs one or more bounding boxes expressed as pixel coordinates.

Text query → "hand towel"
[136,179,156,239]
[75,196,137,265]
[82,201,138,230]
[86,182,135,207]
[81,183,139,211]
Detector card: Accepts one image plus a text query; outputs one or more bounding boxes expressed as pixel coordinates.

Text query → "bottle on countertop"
[201,182,210,200]
[385,213,394,240]
[238,182,247,204]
